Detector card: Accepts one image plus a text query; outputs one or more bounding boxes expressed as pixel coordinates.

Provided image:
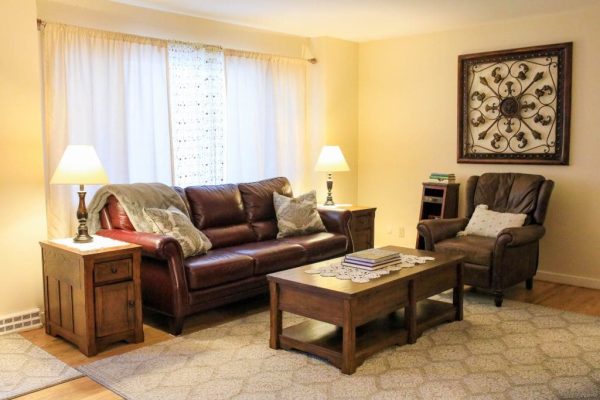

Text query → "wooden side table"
[416,183,459,249]
[330,205,376,252]
[40,237,144,356]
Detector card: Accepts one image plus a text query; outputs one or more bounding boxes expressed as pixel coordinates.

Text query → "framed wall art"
[457,43,572,164]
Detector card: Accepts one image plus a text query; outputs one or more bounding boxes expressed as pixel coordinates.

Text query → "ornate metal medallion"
[458,43,572,164]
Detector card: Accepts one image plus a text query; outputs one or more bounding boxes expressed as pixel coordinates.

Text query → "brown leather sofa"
[96,177,352,334]
[417,173,554,307]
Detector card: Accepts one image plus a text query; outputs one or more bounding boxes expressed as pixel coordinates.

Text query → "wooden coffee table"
[267,246,464,374]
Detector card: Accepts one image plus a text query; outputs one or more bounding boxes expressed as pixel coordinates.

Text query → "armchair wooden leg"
[494,291,504,307]
[526,278,533,290]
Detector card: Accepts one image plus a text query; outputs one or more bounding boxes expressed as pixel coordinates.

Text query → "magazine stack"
[342,248,401,270]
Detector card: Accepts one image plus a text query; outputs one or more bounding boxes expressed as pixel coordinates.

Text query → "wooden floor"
[16,280,600,400]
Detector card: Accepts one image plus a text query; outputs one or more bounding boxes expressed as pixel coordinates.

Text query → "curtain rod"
[36,18,317,64]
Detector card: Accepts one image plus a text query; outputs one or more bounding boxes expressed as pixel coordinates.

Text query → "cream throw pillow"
[458,204,527,238]
[143,206,212,257]
[273,190,326,238]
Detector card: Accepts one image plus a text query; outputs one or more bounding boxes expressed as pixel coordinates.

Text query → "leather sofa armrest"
[317,207,353,250]
[495,224,546,248]
[96,229,183,260]
[417,218,469,250]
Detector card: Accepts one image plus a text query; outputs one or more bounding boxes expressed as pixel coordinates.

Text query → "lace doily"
[305,254,435,283]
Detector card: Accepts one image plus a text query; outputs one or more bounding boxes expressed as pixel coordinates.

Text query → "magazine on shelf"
[345,248,400,263]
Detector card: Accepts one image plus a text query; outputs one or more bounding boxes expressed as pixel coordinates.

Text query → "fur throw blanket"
[87,183,189,234]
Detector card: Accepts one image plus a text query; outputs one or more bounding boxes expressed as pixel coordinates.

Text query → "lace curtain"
[42,24,172,238]
[167,43,226,187]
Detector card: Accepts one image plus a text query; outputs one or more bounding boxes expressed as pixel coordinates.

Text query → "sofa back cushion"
[238,177,293,241]
[185,184,256,248]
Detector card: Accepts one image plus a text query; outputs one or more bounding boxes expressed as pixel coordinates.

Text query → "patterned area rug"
[0,333,82,399]
[79,293,600,399]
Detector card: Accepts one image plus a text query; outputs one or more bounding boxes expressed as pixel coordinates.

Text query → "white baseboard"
[536,270,600,290]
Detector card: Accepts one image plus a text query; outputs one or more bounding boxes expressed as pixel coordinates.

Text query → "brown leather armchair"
[417,173,554,307]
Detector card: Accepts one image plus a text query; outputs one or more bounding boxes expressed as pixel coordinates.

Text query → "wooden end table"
[267,246,463,374]
[40,237,144,356]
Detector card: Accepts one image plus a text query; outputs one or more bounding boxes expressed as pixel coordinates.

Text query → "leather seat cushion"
[228,241,307,275]
[280,232,347,262]
[435,235,495,266]
[184,249,254,290]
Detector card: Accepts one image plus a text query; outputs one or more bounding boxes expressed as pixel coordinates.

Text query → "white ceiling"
[112,0,600,42]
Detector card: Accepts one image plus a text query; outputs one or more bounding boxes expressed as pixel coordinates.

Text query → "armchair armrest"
[496,224,546,248]
[417,218,469,250]
[317,207,353,251]
[96,229,183,260]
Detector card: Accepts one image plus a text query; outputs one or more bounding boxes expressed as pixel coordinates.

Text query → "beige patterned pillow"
[143,206,212,257]
[458,204,527,238]
[273,190,326,238]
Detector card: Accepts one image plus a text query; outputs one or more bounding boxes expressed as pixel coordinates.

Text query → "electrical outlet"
[398,227,405,238]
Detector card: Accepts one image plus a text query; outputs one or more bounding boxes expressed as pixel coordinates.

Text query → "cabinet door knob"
[111,266,118,273]
[128,300,135,308]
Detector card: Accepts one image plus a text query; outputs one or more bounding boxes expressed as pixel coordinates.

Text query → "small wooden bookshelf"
[416,182,459,249]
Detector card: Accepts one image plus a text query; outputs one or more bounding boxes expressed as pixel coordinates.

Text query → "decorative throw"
[458,204,527,238]
[86,183,190,234]
[143,206,212,257]
[273,190,326,238]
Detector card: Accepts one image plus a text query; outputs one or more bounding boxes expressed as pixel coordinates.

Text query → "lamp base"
[73,186,93,243]
[323,173,336,206]
[73,229,93,243]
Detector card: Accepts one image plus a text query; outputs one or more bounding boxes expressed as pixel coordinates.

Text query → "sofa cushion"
[185,184,256,248]
[458,204,526,238]
[280,232,347,262]
[184,249,254,290]
[228,241,306,275]
[143,206,212,257]
[238,177,293,241]
[273,190,326,238]
[435,235,495,266]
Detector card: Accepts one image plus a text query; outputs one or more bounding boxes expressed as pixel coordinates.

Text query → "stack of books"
[429,172,456,183]
[342,248,401,270]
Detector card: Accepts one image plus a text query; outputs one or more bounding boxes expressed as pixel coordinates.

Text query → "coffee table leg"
[269,281,282,349]
[453,262,464,321]
[406,279,417,344]
[341,299,356,374]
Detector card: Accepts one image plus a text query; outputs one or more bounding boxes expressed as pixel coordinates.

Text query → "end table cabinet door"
[94,281,136,337]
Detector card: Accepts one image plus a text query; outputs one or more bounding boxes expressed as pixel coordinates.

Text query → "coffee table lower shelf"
[279,299,455,370]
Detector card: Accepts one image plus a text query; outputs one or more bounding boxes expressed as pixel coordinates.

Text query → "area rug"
[79,293,600,399]
[0,333,82,399]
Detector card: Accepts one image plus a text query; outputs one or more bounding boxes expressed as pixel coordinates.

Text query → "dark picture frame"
[457,43,572,164]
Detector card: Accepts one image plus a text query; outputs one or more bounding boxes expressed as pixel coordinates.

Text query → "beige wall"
[0,0,47,315]
[309,37,359,205]
[358,5,600,287]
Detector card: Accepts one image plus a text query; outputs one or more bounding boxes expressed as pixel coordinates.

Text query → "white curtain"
[224,51,308,187]
[42,24,172,238]
[167,43,226,187]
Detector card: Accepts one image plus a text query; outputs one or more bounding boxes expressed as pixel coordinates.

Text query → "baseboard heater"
[0,308,43,335]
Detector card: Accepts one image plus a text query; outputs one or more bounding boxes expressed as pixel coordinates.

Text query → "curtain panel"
[224,50,309,188]
[42,24,172,238]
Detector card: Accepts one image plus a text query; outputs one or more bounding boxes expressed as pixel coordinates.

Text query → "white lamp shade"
[314,145,350,172]
[50,145,109,185]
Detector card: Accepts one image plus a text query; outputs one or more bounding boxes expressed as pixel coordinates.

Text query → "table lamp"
[314,145,350,206]
[50,145,109,243]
